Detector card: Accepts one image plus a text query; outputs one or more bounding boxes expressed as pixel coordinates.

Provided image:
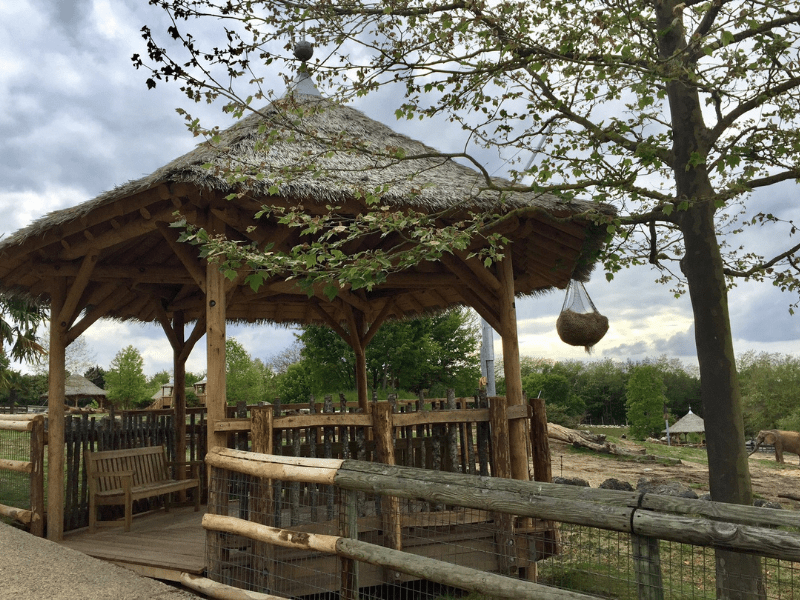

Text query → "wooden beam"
[453,249,502,293]
[155,303,180,351]
[59,207,177,260]
[439,253,500,307]
[36,262,196,285]
[309,300,350,341]
[454,286,503,334]
[3,186,172,260]
[157,222,207,293]
[178,314,207,364]
[57,251,99,327]
[66,286,132,344]
[363,300,395,347]
[376,271,461,289]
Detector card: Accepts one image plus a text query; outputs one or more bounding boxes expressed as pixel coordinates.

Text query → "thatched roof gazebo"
[0,57,612,540]
[665,409,705,442]
[41,373,108,408]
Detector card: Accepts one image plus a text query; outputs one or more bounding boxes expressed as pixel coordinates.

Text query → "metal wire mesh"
[0,428,32,515]
[206,464,800,600]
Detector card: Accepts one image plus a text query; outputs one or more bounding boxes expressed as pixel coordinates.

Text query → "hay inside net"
[557,310,609,352]
[556,280,609,352]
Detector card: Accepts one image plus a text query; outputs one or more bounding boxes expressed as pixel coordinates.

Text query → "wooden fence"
[0,414,45,536]
[204,447,800,600]
[55,390,545,532]
[217,391,551,484]
[60,407,208,530]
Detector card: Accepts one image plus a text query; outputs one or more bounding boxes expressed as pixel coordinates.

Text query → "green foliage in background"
[626,365,668,440]
[105,345,148,409]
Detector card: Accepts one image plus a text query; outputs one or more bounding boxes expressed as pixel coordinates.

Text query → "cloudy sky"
[2,0,798,378]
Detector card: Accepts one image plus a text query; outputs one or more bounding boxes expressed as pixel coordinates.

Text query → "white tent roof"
[664,409,705,434]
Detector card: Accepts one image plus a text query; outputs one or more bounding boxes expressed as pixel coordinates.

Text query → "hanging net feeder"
[556,280,609,353]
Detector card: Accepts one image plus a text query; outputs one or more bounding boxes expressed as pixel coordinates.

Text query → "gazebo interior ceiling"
[0,93,611,332]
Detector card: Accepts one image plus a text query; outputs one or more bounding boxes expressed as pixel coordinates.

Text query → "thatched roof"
[0,80,613,330]
[665,409,705,434]
[41,374,107,399]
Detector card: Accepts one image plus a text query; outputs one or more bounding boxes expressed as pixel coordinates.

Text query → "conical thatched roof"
[665,409,705,434]
[41,374,107,399]
[0,80,614,330]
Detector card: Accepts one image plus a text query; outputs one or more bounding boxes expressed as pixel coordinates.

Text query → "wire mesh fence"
[205,451,800,600]
[0,427,32,512]
[0,416,44,535]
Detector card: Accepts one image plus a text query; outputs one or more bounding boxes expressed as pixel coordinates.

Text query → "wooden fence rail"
[205,447,800,600]
[0,415,45,536]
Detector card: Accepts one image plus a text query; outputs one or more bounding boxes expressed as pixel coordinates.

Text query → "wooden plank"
[214,418,252,432]
[276,413,372,429]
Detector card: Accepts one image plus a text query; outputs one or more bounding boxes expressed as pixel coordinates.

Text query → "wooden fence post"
[372,402,402,582]
[250,405,275,594]
[29,415,45,537]
[339,488,360,600]
[488,396,516,574]
[632,535,665,600]
[206,464,228,584]
[530,396,552,483]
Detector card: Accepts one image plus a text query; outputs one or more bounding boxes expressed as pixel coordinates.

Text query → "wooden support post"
[29,415,45,537]
[47,277,67,541]
[488,395,516,574]
[349,310,369,414]
[530,397,552,483]
[528,396,559,562]
[206,228,228,453]
[250,405,275,593]
[632,535,665,600]
[339,488,360,600]
[371,401,402,582]
[172,311,188,501]
[496,252,529,482]
[206,464,228,583]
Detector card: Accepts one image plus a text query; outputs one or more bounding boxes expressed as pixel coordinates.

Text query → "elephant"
[749,429,800,465]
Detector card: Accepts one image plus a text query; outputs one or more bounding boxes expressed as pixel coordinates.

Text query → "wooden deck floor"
[59,505,206,581]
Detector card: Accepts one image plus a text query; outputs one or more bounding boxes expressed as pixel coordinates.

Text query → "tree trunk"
[653,0,765,595]
[679,206,765,600]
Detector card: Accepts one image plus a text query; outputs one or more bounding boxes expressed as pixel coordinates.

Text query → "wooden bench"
[85,445,201,532]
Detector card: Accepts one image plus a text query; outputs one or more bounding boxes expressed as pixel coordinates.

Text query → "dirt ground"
[548,437,800,508]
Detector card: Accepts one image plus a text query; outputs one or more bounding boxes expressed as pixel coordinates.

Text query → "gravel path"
[0,522,201,600]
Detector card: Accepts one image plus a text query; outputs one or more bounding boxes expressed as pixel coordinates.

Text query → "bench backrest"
[86,446,170,492]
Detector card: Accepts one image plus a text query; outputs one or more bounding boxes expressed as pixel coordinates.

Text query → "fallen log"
[548,423,649,458]
[547,423,606,444]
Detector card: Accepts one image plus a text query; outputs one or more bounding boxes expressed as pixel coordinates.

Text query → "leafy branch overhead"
[137,0,800,301]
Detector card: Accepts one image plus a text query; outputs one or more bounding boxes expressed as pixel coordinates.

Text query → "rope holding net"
[556,280,609,353]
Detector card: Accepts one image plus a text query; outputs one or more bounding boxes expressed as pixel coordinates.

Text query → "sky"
[2,0,799,378]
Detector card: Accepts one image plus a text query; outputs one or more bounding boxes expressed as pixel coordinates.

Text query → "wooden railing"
[0,414,45,536]
[204,448,800,600]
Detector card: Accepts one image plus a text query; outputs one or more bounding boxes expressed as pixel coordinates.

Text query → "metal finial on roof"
[294,39,314,62]
[287,38,321,97]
